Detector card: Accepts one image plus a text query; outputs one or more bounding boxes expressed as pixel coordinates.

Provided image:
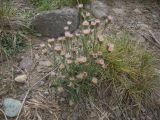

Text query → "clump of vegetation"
[0,1,27,60]
[0,0,15,18]
[28,0,91,11]
[0,0,16,28]
[39,7,159,118]
[0,31,26,58]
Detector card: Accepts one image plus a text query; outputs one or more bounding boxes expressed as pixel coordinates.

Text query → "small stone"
[112,8,124,15]
[88,1,108,19]
[15,74,27,83]
[3,98,22,117]
[19,57,33,70]
[134,8,142,14]
[39,61,52,67]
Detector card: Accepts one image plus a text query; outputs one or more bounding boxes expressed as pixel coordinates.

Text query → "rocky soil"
[0,0,160,120]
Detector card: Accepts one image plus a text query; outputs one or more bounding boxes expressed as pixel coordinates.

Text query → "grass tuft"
[0,31,26,59]
[28,0,91,11]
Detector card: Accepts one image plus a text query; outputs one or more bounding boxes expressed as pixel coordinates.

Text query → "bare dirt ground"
[0,0,160,120]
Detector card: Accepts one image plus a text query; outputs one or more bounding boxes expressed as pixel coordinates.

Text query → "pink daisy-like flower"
[91,21,96,26]
[82,20,89,26]
[96,59,105,66]
[107,43,114,52]
[65,31,72,38]
[82,29,91,35]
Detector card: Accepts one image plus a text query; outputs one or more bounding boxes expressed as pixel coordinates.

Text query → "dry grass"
[28,0,91,11]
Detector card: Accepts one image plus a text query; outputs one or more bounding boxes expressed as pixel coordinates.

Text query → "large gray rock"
[86,1,108,19]
[31,8,80,38]
[3,98,22,117]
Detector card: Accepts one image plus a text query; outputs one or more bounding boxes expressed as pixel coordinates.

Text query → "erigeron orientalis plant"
[39,4,159,115]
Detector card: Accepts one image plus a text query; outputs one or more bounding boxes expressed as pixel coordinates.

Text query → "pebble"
[15,74,27,83]
[89,0,108,19]
[3,98,22,117]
